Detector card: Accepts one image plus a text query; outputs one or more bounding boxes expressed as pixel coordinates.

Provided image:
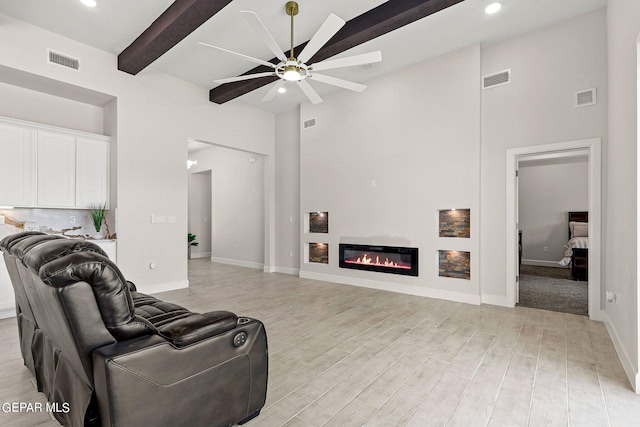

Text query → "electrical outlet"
[69,215,76,224]
[543,246,548,252]
[606,292,617,303]
[0,215,5,225]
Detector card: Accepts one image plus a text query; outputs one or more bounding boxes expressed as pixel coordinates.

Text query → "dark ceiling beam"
[118,0,233,75]
[210,0,466,104]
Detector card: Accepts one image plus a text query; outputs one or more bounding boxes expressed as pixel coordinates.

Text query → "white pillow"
[570,221,588,238]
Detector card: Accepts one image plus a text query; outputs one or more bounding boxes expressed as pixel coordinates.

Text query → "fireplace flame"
[348,253,410,269]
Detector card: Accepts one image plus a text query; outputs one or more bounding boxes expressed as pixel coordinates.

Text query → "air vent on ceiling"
[48,49,80,71]
[483,69,510,89]
[574,88,596,108]
[303,118,316,129]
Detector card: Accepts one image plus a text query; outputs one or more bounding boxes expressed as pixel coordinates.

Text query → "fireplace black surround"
[339,244,419,276]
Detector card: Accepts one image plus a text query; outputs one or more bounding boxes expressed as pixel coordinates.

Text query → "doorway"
[517,155,588,315]
[187,141,267,270]
[506,138,603,320]
[188,170,212,259]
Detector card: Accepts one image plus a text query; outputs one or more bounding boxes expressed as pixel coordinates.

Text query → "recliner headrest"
[21,238,107,269]
[10,235,68,259]
[0,231,48,255]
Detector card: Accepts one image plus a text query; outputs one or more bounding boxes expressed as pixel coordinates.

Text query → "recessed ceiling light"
[80,0,97,7]
[278,87,286,94]
[485,2,501,15]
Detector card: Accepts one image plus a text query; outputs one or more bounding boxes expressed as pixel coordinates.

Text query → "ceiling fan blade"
[214,72,275,84]
[309,73,366,92]
[199,42,276,69]
[297,13,345,64]
[240,11,288,63]
[262,80,286,102]
[298,79,323,105]
[311,51,382,72]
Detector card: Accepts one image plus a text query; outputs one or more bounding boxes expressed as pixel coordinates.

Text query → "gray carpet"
[517,274,588,316]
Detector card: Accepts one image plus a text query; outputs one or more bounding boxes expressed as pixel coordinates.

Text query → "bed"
[558,211,588,280]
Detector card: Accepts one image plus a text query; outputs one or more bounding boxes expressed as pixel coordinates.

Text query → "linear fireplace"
[339,244,419,276]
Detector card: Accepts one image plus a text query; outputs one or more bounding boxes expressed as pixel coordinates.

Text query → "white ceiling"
[0,0,607,114]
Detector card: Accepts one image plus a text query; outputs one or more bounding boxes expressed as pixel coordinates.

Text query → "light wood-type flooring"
[1,259,640,426]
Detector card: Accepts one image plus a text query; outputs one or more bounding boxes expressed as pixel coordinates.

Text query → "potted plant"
[188,233,199,259]
[88,203,106,240]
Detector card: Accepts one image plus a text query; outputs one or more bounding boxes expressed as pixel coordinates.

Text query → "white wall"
[0,13,274,293]
[189,145,266,269]
[299,44,482,304]
[0,81,104,134]
[188,170,212,258]
[518,157,588,264]
[274,107,301,274]
[480,9,608,304]
[606,0,640,391]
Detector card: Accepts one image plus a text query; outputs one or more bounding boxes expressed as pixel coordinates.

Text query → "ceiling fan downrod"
[285,1,299,61]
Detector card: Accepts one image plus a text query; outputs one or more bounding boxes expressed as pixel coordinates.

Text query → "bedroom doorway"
[506,138,603,321]
[517,157,588,315]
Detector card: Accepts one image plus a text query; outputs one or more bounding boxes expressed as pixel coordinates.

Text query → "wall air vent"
[483,69,510,89]
[303,118,316,129]
[48,49,80,71]
[574,88,596,108]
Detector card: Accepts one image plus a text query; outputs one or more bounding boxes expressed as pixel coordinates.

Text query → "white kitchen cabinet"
[0,116,109,209]
[92,240,117,263]
[37,131,77,208]
[0,122,35,207]
[76,137,109,208]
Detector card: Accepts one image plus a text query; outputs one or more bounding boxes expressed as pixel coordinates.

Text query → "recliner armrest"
[158,311,238,347]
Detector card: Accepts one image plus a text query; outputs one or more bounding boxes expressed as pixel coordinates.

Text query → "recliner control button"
[233,332,248,347]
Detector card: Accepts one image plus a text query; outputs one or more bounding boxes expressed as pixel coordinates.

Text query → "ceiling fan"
[199,1,382,105]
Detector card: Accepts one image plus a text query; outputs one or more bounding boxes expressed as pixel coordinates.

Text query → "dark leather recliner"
[0,231,268,427]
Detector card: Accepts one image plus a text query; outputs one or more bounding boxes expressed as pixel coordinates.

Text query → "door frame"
[505,138,603,320]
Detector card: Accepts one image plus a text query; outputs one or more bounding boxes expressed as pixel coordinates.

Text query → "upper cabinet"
[37,131,77,208]
[0,122,35,207]
[76,137,109,209]
[0,116,110,209]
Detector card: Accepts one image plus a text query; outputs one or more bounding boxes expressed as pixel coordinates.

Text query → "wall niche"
[439,209,470,238]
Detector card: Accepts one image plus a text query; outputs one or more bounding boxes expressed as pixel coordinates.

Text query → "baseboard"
[298,271,481,305]
[604,312,639,393]
[590,309,606,322]
[481,293,513,307]
[211,257,264,270]
[522,259,567,268]
[275,266,299,275]
[144,279,189,295]
[263,265,276,273]
[189,252,211,259]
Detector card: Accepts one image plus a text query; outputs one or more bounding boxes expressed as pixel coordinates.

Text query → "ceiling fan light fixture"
[277,60,308,81]
[283,67,302,81]
[80,0,97,7]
